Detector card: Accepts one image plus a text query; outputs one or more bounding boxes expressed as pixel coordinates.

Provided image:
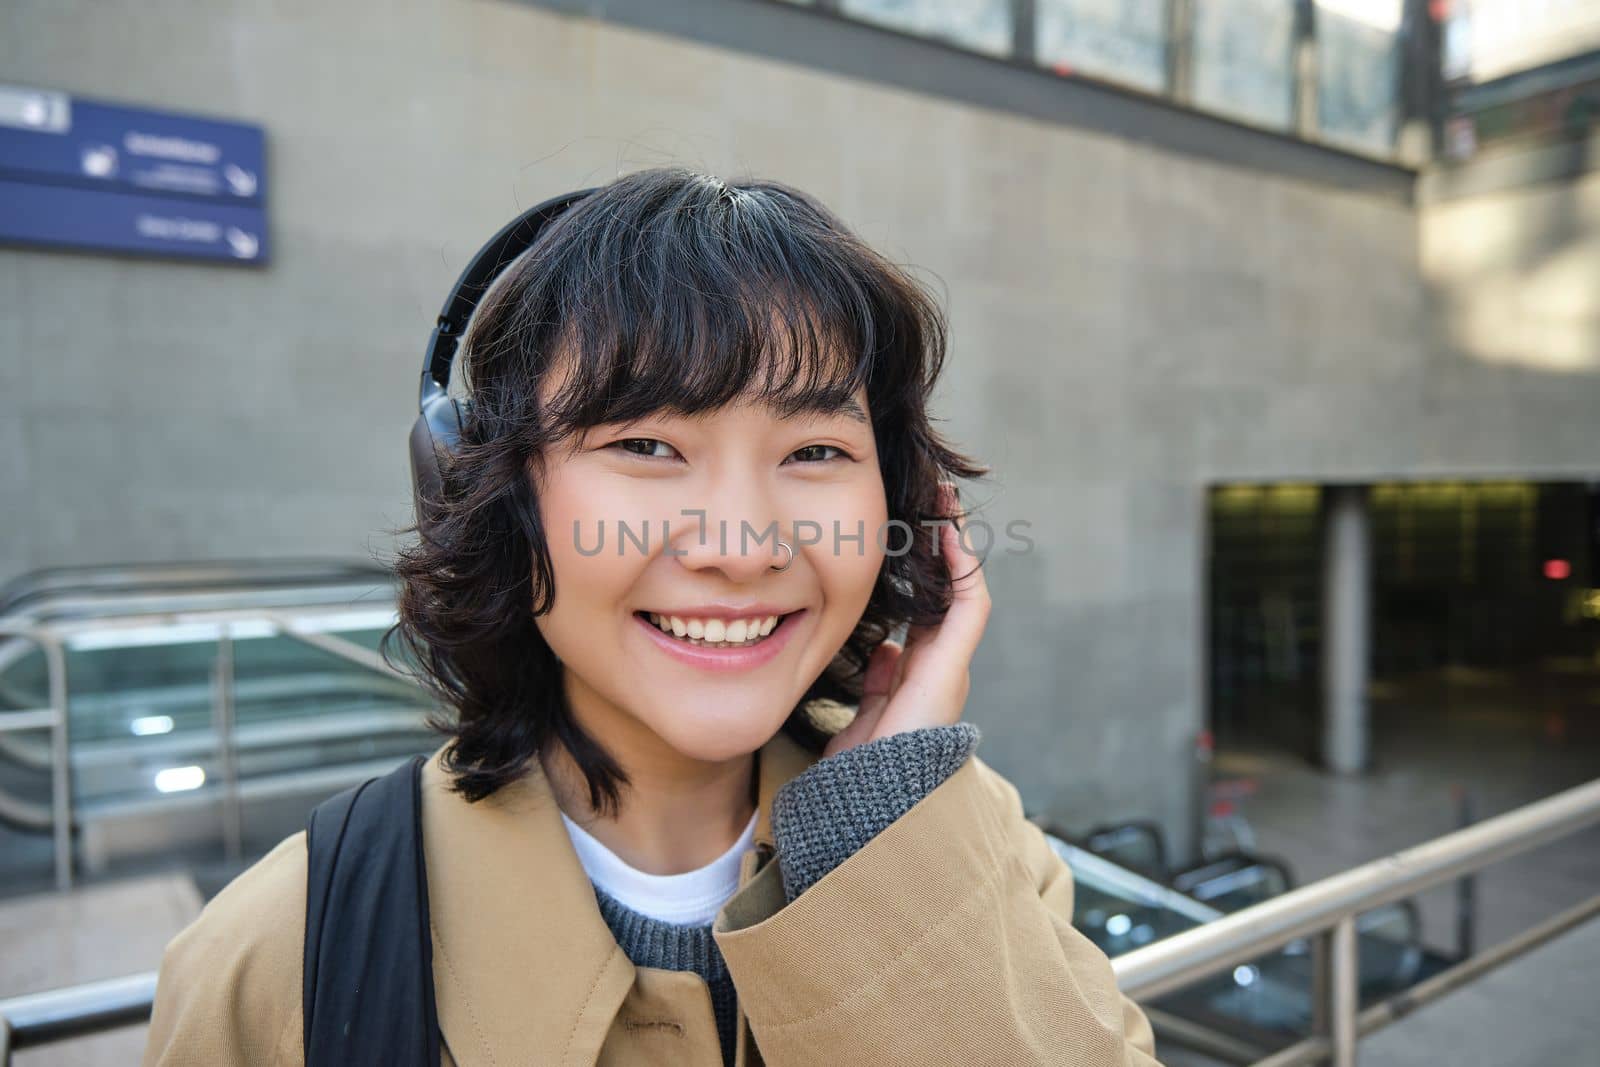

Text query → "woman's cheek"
[818,486,889,633]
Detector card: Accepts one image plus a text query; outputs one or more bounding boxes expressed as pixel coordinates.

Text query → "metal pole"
[259,611,409,680]
[1012,0,1037,65]
[212,631,241,862]
[1395,0,1442,166]
[1321,486,1371,775]
[1309,928,1329,1037]
[1454,785,1476,959]
[1142,1006,1265,1064]
[1365,892,1600,1024]
[1165,0,1195,105]
[46,636,72,890]
[1292,0,1320,140]
[0,972,158,1050]
[1329,917,1358,1067]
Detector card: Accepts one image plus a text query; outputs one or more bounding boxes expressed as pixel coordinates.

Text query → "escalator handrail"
[1,583,397,630]
[0,558,392,619]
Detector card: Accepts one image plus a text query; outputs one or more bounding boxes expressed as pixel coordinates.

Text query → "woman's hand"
[824,482,991,757]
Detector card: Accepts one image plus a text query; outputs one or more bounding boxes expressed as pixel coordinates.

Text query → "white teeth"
[645,611,784,648]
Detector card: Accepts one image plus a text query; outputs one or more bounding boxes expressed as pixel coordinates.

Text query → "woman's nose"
[667,498,788,582]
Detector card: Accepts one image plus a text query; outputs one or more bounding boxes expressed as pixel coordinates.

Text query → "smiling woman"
[403,167,987,813]
[141,167,1165,1067]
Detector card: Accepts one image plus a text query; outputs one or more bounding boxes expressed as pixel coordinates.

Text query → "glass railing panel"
[87,622,432,811]
[63,637,221,748]
[0,610,437,816]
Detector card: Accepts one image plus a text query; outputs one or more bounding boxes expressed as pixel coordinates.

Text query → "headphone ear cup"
[410,392,468,540]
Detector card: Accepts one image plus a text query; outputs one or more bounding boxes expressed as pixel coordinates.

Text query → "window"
[1190,0,1297,131]
[1034,0,1168,94]
[1315,0,1402,154]
[839,0,1014,58]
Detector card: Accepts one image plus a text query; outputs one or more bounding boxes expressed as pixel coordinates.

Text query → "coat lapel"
[419,715,836,1066]
[420,745,635,1067]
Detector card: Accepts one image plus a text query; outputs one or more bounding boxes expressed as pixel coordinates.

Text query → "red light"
[1544,559,1572,580]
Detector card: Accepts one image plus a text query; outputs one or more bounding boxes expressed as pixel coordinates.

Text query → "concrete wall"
[4,0,1598,858]
[1427,154,1600,391]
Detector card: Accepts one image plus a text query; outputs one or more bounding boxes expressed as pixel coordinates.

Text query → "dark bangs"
[468,169,916,447]
[385,166,988,810]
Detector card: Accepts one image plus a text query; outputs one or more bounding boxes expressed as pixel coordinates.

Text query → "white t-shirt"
[560,810,758,927]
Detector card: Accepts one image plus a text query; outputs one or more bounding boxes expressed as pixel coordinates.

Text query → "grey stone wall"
[4,0,1597,859]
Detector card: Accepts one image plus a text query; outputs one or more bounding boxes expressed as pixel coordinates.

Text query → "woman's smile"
[632,607,808,672]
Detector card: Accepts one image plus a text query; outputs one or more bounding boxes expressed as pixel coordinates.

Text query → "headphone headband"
[419,187,598,409]
[410,187,597,538]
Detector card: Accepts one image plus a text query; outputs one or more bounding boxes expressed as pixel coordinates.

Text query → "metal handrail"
[0,558,390,619]
[1113,775,1600,1065]
[5,584,395,632]
[0,973,156,1054]
[257,610,412,681]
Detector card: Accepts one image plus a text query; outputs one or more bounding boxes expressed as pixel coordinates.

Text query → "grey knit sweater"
[585,723,981,1067]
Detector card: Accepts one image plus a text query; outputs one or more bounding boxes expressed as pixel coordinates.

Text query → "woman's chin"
[648,711,789,765]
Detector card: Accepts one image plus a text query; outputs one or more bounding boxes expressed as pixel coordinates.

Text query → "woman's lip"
[640,605,796,621]
[633,609,805,673]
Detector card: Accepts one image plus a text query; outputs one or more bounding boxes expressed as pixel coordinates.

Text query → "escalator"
[1045,824,1451,1060]
[0,560,440,881]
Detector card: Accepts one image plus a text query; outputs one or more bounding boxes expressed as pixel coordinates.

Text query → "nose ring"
[770,540,793,572]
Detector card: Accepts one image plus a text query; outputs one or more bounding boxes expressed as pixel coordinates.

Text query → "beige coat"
[143,728,1162,1066]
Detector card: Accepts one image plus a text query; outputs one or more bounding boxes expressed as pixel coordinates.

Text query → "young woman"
[143,167,1162,1066]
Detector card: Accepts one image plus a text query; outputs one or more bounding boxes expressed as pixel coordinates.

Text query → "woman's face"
[532,377,888,767]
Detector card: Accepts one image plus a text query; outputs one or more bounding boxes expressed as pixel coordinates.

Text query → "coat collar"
[418,725,822,1067]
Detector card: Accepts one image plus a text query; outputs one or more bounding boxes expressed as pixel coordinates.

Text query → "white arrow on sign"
[225,227,259,259]
[223,163,257,197]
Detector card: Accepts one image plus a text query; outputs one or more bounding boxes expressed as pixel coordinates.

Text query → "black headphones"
[409,188,598,538]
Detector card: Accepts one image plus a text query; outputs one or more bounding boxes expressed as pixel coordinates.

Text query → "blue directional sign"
[0,84,267,265]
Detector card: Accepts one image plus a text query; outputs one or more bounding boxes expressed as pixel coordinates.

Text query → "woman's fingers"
[830,481,994,755]
[863,637,902,703]
[925,484,991,662]
[825,638,899,757]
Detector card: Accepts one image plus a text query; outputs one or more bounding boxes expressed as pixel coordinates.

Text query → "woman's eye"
[610,437,681,460]
[606,439,849,463]
[787,444,848,464]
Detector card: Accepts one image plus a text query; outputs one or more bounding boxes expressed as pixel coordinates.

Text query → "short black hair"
[381,166,988,811]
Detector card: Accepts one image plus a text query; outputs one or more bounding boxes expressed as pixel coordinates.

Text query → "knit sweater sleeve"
[769,723,981,901]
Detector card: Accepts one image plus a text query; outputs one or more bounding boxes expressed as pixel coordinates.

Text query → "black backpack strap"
[303,754,441,1067]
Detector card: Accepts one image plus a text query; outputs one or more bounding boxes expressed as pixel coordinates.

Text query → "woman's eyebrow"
[777,397,869,426]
